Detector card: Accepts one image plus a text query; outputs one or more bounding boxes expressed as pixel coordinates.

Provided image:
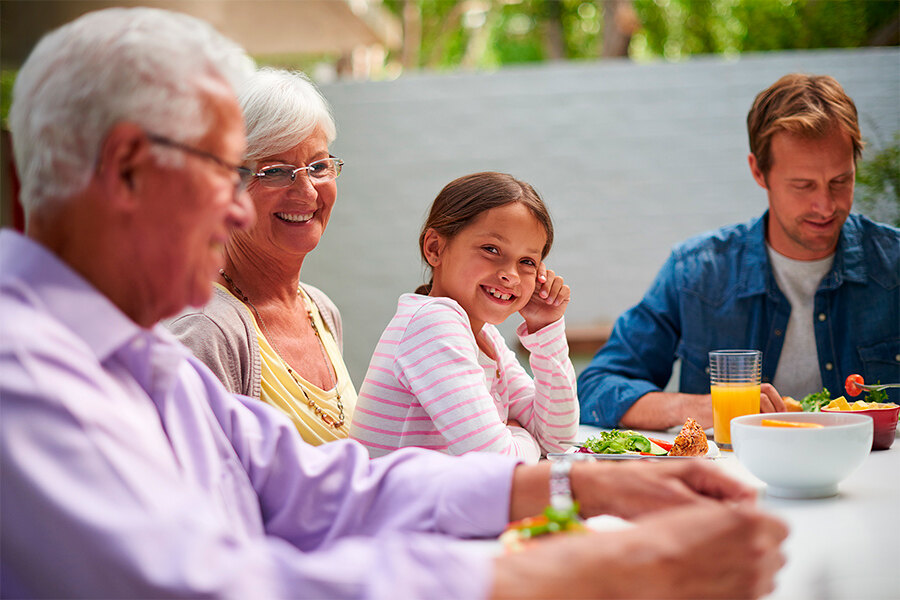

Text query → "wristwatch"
[549,458,575,512]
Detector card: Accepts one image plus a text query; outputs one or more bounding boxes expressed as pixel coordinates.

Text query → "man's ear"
[748,152,768,190]
[422,228,444,268]
[97,123,152,205]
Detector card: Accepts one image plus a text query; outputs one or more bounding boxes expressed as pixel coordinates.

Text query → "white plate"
[548,440,720,461]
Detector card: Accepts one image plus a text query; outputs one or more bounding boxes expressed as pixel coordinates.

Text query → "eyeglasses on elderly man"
[147,133,248,197]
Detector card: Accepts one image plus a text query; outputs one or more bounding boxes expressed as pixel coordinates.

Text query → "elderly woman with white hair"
[168,68,355,445]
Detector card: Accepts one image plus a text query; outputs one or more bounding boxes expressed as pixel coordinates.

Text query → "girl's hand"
[519,265,569,333]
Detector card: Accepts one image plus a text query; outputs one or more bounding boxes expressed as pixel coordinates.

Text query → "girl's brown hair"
[415,172,554,295]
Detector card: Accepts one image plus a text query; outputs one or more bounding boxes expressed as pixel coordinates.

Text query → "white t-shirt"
[767,244,834,399]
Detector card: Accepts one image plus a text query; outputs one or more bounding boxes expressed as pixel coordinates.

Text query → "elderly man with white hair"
[0,7,787,599]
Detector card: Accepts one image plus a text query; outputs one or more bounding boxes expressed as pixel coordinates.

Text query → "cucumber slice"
[647,440,669,456]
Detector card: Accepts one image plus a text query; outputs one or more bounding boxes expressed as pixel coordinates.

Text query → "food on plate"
[783,396,803,412]
[761,419,824,429]
[577,430,668,456]
[576,418,709,457]
[647,437,674,452]
[499,505,585,552]
[800,389,832,412]
[668,418,709,456]
[845,374,865,397]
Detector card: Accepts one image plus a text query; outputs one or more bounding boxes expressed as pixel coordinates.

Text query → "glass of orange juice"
[709,350,761,450]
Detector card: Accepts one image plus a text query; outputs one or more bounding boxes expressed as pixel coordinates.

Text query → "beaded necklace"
[220,270,345,428]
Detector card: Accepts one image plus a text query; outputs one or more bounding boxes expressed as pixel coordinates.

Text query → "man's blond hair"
[747,73,863,176]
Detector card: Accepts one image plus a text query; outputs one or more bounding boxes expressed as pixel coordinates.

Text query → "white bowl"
[731,413,873,499]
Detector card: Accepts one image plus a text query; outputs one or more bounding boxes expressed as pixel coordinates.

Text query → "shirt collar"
[739,211,866,297]
[0,230,146,362]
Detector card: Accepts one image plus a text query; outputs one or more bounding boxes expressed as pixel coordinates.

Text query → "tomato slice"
[845,374,864,397]
[648,437,674,452]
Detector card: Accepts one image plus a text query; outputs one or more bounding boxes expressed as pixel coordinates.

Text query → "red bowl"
[822,405,899,450]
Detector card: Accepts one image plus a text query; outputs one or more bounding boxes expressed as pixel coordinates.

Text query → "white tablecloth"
[456,425,900,599]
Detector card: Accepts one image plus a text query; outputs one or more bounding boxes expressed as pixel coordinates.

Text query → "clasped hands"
[495,459,787,599]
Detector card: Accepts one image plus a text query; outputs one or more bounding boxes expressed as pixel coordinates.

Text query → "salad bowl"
[822,404,898,450]
[730,412,872,499]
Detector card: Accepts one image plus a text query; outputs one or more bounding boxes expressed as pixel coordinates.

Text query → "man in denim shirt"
[579,74,900,430]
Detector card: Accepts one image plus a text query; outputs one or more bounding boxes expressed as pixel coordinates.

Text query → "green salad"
[578,430,668,455]
[801,386,888,412]
[800,389,832,412]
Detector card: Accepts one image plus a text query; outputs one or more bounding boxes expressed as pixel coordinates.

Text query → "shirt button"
[825,362,833,371]
[818,313,827,322]
[895,354,900,362]
[705,366,710,374]
[774,329,783,336]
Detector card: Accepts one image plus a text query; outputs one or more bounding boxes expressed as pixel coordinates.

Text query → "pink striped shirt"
[350,294,578,463]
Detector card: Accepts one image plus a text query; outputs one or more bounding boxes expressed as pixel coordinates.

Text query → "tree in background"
[855,131,900,227]
[386,0,642,71]
[384,0,898,71]
[633,0,899,60]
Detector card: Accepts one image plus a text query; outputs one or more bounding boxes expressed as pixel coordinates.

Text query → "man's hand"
[491,503,788,599]
[508,459,755,524]
[570,459,757,520]
[519,265,570,334]
[621,392,713,430]
[621,383,788,432]
[760,383,787,413]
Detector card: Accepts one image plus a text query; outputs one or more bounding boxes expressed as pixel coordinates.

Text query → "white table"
[577,424,900,599]
[454,426,900,599]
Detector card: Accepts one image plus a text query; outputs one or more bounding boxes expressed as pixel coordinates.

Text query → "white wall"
[306,48,900,387]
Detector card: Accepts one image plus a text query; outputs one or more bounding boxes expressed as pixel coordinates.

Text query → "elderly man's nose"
[231,188,256,230]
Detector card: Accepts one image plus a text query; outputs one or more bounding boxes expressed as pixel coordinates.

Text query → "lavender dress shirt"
[0,230,516,599]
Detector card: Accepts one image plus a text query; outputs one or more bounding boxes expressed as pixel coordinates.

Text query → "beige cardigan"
[167,284,343,398]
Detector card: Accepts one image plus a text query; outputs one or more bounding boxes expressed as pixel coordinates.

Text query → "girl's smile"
[426,202,547,335]
[483,285,515,302]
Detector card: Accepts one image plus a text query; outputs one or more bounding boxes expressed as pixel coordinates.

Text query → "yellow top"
[253,288,357,445]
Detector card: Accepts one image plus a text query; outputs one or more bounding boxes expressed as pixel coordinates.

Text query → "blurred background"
[2,0,898,386]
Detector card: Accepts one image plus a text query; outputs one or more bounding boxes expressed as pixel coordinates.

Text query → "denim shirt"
[578,213,900,427]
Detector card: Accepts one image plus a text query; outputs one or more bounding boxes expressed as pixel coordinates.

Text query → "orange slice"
[761,419,824,429]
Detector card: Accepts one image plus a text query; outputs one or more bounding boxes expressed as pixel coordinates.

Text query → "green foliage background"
[382,0,898,69]
[2,1,897,225]
[633,0,896,59]
[856,132,900,227]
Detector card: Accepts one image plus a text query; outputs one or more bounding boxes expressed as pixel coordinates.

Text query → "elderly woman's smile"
[275,211,315,224]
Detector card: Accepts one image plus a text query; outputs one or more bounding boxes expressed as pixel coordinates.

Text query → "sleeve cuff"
[515,317,567,354]
[433,452,520,538]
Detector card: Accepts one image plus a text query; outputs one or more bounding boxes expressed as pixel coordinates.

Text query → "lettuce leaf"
[581,430,652,454]
[801,388,831,412]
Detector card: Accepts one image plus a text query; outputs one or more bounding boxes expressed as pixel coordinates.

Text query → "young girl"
[349,172,578,463]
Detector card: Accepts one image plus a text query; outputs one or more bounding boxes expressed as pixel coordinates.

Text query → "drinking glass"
[709,349,761,450]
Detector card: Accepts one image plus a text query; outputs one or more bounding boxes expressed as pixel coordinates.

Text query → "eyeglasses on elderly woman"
[243,158,344,188]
